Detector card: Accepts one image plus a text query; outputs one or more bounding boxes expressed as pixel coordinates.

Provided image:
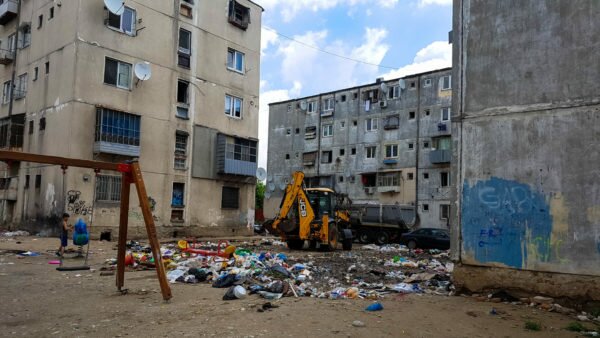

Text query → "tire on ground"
[375,230,390,245]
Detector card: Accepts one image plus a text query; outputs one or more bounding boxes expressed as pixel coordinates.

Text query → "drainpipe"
[316,94,322,186]
[414,75,421,228]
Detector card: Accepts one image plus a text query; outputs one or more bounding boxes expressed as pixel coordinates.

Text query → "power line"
[262,26,399,70]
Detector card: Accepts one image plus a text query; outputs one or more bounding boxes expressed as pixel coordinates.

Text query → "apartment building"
[0,0,263,237]
[266,68,452,229]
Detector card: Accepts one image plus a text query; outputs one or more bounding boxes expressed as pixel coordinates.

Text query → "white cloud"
[262,0,398,22]
[261,27,279,56]
[381,41,451,79]
[417,0,452,8]
[258,82,302,170]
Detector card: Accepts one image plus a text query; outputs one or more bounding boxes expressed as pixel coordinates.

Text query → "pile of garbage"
[0,230,30,237]
[106,240,455,301]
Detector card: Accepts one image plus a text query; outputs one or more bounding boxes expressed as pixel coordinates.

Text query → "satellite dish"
[134,62,152,81]
[299,101,307,110]
[278,182,287,191]
[268,182,275,192]
[104,0,125,15]
[265,191,271,199]
[398,79,406,90]
[256,168,267,181]
[267,174,273,182]
[380,82,388,93]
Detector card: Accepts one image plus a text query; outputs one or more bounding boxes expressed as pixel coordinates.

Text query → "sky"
[257,0,453,170]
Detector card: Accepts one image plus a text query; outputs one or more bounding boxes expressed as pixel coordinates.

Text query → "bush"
[524,321,541,331]
[565,322,586,332]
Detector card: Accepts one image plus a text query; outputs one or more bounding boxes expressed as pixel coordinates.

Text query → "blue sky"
[258,0,453,169]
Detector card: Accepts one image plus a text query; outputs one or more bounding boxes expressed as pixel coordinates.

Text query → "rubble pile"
[106,239,455,301]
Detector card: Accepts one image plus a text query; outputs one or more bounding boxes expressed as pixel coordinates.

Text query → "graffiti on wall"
[461,177,553,269]
[66,190,93,216]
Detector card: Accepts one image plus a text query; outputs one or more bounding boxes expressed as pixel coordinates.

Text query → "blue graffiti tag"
[462,177,553,269]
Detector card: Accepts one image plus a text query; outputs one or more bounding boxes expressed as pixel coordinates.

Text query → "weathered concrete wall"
[452,0,600,297]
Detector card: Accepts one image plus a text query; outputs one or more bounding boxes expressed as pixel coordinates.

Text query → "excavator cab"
[305,188,335,220]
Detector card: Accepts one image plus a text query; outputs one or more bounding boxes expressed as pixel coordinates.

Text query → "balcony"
[383,158,397,165]
[216,133,258,176]
[320,110,333,117]
[0,48,14,65]
[0,114,24,150]
[0,0,18,25]
[13,88,25,100]
[377,186,401,193]
[94,108,141,157]
[437,122,448,132]
[430,149,451,164]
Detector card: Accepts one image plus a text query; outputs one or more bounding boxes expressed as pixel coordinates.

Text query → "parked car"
[400,228,450,250]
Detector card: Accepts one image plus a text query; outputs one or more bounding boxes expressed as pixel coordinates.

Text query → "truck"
[348,203,415,245]
[263,171,353,251]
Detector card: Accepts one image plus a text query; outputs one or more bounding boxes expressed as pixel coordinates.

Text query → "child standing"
[57,213,72,257]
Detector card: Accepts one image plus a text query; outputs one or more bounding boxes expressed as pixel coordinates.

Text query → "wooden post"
[116,172,131,290]
[129,162,172,301]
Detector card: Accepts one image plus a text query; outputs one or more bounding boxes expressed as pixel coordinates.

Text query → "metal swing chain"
[83,169,100,266]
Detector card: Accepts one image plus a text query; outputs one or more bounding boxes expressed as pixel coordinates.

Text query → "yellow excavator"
[263,171,353,251]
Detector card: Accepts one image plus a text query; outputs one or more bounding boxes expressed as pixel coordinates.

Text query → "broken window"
[409,111,415,119]
[385,144,398,158]
[365,146,377,159]
[340,95,347,102]
[178,28,191,68]
[361,173,377,187]
[228,0,250,30]
[321,151,332,164]
[174,131,188,169]
[322,124,333,137]
[440,172,450,187]
[302,152,317,166]
[107,6,136,35]
[422,204,429,212]
[305,126,316,140]
[177,80,189,104]
[407,173,414,180]
[172,182,185,207]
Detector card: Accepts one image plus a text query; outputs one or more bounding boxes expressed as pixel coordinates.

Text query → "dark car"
[400,228,450,250]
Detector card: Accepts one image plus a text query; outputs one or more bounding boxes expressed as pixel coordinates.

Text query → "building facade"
[452,0,600,299]
[0,0,263,238]
[266,68,452,229]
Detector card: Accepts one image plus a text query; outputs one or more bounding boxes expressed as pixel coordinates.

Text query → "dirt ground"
[0,236,593,338]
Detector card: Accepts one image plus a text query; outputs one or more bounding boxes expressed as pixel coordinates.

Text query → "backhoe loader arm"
[270,171,315,238]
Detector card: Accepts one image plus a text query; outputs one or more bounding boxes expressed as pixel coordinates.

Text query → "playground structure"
[0,150,172,301]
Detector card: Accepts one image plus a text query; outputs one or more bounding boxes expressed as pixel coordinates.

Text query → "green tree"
[255,180,265,209]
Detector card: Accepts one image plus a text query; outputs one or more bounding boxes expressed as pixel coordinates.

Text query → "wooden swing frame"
[0,150,172,301]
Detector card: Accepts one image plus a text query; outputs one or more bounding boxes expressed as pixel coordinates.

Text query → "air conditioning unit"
[379,101,387,108]
[364,187,375,194]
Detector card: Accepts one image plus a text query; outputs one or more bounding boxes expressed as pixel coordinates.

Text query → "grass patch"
[525,321,542,331]
[566,322,586,332]
[590,308,600,318]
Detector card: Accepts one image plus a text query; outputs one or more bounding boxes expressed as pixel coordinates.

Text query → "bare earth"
[0,236,590,338]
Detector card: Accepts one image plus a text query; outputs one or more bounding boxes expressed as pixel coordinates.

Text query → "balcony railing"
[0,0,18,25]
[430,149,451,164]
[0,48,14,64]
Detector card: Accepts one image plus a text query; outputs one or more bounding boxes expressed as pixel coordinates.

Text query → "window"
[384,115,399,130]
[172,183,185,207]
[340,121,345,128]
[365,118,378,132]
[7,33,16,53]
[423,172,429,179]
[407,173,414,180]
[225,94,243,118]
[352,120,357,126]
[388,85,399,99]
[96,175,122,202]
[440,204,450,220]
[94,108,140,147]
[365,146,377,159]
[409,111,415,119]
[424,141,429,148]
[321,150,332,163]
[441,107,451,122]
[432,136,451,150]
[227,48,245,73]
[351,147,356,155]
[341,95,346,102]
[378,172,400,187]
[285,154,290,160]
[18,25,31,48]
[180,2,193,18]
[441,75,452,90]
[385,144,398,158]
[286,128,291,135]
[175,132,188,169]
[15,73,27,99]
[353,92,358,100]
[225,137,257,163]
[171,210,184,222]
[38,15,43,29]
[28,120,33,134]
[182,0,194,4]
[49,7,54,19]
[408,142,414,150]
[303,152,317,166]
[107,6,136,35]
[322,124,333,137]
[33,67,38,81]
[440,172,450,187]
[178,28,191,68]
[305,126,316,139]
[339,148,345,156]
[323,97,334,111]
[425,109,430,116]
[2,81,10,104]
[339,176,344,183]
[423,78,432,87]
[228,0,250,30]
[221,186,239,209]
[422,204,429,212]
[24,175,29,189]
[39,117,46,131]
[104,58,132,89]
[177,79,189,104]
[35,174,41,189]
[287,104,292,112]
[410,81,416,89]
[307,101,317,113]
[295,128,300,134]
[45,62,49,74]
